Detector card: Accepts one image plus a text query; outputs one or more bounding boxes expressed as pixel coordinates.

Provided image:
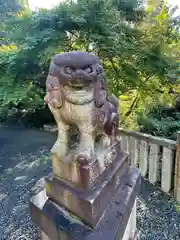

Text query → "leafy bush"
[137,104,180,140]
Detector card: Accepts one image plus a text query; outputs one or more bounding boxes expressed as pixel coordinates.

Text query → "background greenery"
[0,0,179,138]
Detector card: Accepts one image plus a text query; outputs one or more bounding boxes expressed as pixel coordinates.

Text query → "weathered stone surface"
[46,153,129,227]
[44,51,120,170]
[29,52,140,240]
[52,141,121,190]
[29,167,141,240]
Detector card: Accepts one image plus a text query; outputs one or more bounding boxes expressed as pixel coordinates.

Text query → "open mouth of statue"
[68,81,86,90]
[70,83,84,90]
[63,81,94,103]
[64,81,93,93]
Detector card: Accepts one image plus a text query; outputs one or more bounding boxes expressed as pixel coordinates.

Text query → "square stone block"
[52,141,121,190]
[29,167,141,240]
[45,153,129,227]
[40,200,139,240]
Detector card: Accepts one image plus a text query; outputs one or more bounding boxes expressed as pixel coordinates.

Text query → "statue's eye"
[84,67,91,74]
[64,67,73,74]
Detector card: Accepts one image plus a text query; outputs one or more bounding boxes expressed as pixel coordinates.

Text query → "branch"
[121,93,139,125]
[109,57,121,78]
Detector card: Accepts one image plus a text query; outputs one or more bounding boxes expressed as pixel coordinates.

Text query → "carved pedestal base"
[30,167,140,240]
[46,153,129,227]
[51,141,121,191]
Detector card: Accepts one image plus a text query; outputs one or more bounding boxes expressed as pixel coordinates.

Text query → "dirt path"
[0,127,180,239]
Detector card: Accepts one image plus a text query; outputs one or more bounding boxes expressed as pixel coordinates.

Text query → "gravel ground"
[0,126,180,240]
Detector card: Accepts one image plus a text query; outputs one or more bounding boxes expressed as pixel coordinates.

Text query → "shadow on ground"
[0,127,180,240]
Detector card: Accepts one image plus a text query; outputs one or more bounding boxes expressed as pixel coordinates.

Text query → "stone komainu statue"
[44,51,120,165]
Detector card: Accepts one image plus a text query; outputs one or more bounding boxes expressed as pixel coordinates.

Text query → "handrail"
[118,128,176,150]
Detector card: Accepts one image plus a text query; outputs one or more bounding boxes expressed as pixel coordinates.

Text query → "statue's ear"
[46,75,60,91]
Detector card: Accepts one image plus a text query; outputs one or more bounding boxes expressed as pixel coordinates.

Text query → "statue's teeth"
[69,83,83,87]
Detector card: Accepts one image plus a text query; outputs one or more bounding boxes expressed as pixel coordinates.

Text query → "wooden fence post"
[121,135,129,154]
[139,140,149,177]
[148,143,160,185]
[129,137,139,167]
[161,147,174,193]
[174,131,180,202]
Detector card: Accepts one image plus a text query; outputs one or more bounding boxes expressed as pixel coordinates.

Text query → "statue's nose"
[75,69,84,78]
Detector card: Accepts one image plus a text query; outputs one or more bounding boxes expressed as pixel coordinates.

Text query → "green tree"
[0,0,28,15]
[0,0,179,128]
[120,0,179,126]
[0,0,30,45]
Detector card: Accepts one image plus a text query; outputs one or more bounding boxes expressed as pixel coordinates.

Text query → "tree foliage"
[0,0,28,16]
[0,0,179,128]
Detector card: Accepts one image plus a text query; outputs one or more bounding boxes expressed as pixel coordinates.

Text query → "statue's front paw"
[76,153,92,166]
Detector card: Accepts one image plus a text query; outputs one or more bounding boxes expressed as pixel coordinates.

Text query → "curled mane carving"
[93,63,120,137]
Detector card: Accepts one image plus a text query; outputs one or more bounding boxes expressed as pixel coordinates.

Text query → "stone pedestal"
[30,166,140,240]
[45,151,128,228]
